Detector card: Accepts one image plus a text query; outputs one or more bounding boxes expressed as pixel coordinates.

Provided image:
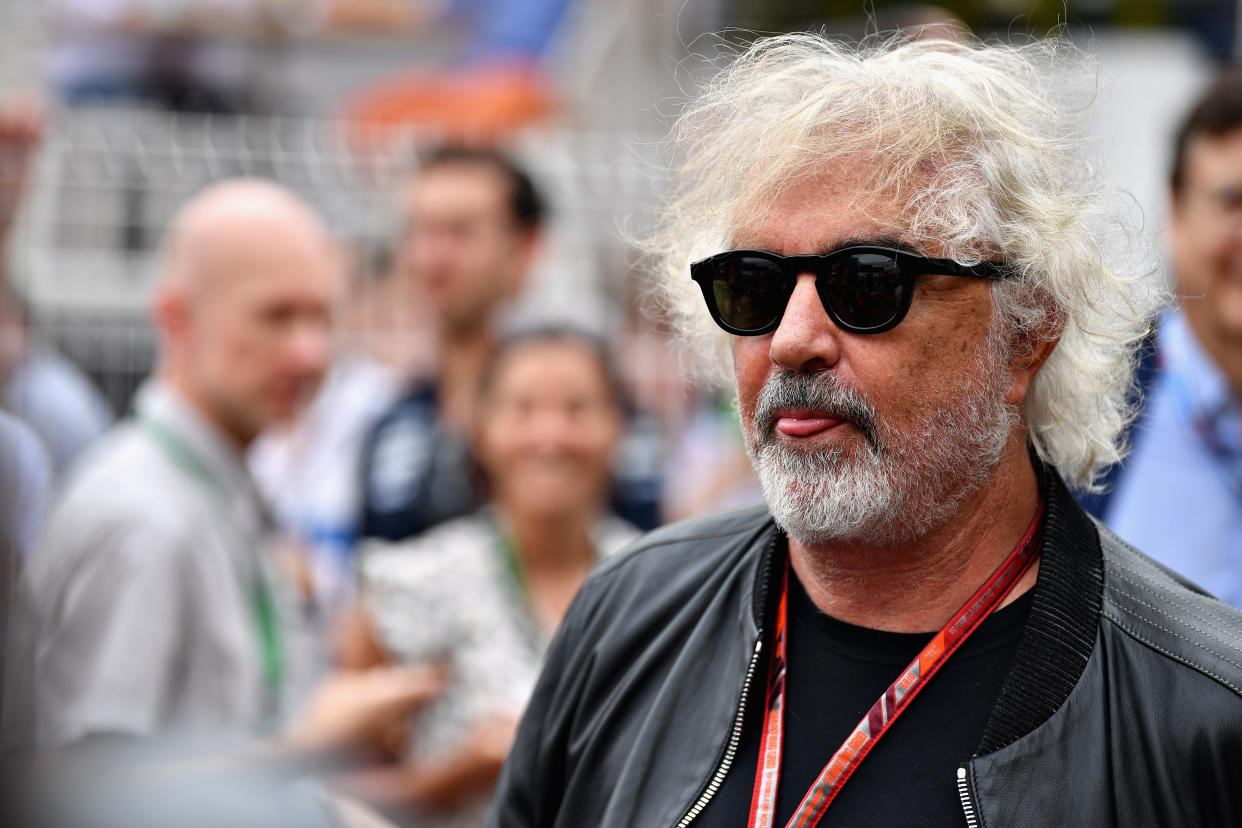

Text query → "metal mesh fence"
[7,105,667,415]
[0,0,45,94]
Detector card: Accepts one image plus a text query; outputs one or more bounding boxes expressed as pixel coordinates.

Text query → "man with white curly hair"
[485,33,1242,828]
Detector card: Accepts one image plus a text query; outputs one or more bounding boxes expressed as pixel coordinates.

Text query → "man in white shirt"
[21,180,432,748]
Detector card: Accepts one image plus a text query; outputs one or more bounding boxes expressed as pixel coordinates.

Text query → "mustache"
[753,371,881,452]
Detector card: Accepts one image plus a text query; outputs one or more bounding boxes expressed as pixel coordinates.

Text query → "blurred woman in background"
[336,325,638,825]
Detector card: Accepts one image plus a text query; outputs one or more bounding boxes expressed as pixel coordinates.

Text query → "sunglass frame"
[689,246,1014,336]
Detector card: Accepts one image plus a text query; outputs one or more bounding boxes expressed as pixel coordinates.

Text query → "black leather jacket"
[486,471,1242,827]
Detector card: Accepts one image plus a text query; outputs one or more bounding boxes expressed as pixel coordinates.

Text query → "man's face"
[1170,128,1242,349]
[731,169,1020,547]
[188,229,337,443]
[402,162,532,332]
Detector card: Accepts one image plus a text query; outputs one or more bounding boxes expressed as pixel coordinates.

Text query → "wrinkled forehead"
[189,230,338,313]
[404,162,514,221]
[1179,128,1242,194]
[483,338,622,410]
[728,160,934,256]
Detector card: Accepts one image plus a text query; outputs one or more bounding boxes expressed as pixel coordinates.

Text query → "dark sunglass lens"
[712,255,790,331]
[821,252,906,330]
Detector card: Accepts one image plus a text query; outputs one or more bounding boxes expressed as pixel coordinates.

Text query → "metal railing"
[7,104,667,413]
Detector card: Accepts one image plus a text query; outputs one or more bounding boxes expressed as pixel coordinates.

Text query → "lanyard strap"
[491,523,545,652]
[749,503,1044,828]
[491,517,601,650]
[1166,369,1242,501]
[137,416,285,710]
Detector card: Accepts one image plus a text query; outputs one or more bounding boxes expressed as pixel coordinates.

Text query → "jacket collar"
[976,463,1103,753]
[748,458,1103,755]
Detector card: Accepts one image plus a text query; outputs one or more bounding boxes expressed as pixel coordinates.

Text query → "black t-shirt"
[693,566,1033,827]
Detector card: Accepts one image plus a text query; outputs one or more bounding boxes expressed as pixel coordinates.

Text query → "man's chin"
[771,507,888,549]
[754,453,925,548]
[754,441,852,480]
[265,389,320,424]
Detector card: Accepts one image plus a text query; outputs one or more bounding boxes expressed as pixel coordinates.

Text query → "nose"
[768,272,842,372]
[1224,205,1242,242]
[411,225,459,269]
[288,316,333,379]
[526,405,576,453]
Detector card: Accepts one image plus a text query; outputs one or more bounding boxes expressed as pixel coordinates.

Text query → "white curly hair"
[642,32,1166,491]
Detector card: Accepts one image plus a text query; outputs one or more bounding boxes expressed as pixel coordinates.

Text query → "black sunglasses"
[690,246,1015,336]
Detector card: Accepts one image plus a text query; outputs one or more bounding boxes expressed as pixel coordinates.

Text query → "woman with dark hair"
[337,326,638,825]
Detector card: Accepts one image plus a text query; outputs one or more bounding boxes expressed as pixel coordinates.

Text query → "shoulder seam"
[1105,555,1239,629]
[1102,606,1242,698]
[591,512,772,579]
[1106,572,1242,658]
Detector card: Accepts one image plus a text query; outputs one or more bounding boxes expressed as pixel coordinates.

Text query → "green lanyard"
[138,416,285,714]
[490,518,600,650]
[492,525,536,639]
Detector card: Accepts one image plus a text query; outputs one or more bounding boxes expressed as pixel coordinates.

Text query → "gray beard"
[743,336,1018,548]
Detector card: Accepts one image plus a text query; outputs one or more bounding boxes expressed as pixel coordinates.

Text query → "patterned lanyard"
[1167,372,1242,501]
[1161,316,1242,500]
[748,503,1044,828]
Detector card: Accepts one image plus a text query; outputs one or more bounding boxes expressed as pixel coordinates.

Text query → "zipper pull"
[956,767,979,828]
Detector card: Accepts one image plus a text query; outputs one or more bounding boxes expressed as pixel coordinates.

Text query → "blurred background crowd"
[1,1,1241,826]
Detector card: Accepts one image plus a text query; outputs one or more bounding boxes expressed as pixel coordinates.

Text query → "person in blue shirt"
[359,146,546,543]
[359,146,668,543]
[1092,70,1242,609]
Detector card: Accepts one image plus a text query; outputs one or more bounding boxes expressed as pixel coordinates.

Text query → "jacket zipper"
[673,652,982,828]
[674,636,765,827]
[956,766,979,828]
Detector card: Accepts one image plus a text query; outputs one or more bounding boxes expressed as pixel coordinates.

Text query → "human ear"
[151,282,193,346]
[1004,298,1064,406]
[1005,332,1059,405]
[505,227,543,298]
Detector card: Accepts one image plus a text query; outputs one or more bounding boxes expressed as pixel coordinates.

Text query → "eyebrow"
[1206,185,1242,205]
[813,235,922,256]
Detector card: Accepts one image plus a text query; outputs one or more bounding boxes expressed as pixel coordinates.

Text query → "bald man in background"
[19,180,436,750]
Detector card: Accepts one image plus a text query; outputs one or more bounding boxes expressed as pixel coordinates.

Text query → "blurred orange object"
[324,0,423,32]
[345,61,556,147]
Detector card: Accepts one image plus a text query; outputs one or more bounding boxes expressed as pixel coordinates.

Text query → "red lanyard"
[748,503,1044,828]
